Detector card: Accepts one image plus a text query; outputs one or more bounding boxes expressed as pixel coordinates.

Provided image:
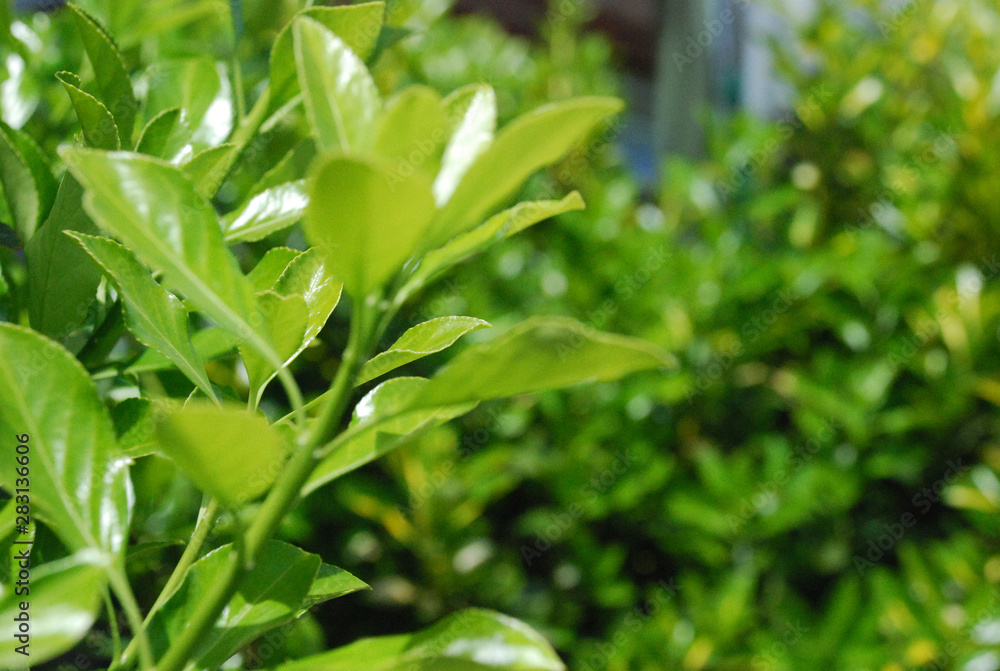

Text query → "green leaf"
[302,563,369,610]
[240,291,309,404]
[56,72,121,150]
[68,4,138,144]
[275,608,565,671]
[269,2,385,112]
[144,57,232,151]
[111,397,159,458]
[305,377,474,495]
[306,155,434,297]
[247,247,303,292]
[294,16,382,152]
[358,316,490,385]
[0,324,130,553]
[428,96,623,245]
[0,552,108,669]
[155,402,288,506]
[152,541,322,670]
[70,233,216,400]
[408,316,676,410]
[374,86,447,180]
[434,84,496,206]
[25,176,103,339]
[182,143,238,198]
[126,327,236,374]
[222,180,308,243]
[0,121,57,239]
[409,192,585,290]
[59,148,274,361]
[243,249,342,402]
[135,107,190,159]
[271,248,343,345]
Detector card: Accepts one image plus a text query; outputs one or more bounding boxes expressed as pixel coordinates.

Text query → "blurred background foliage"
[4,0,1000,669]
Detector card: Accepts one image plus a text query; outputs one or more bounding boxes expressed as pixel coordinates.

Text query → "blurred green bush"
[4,0,1000,668]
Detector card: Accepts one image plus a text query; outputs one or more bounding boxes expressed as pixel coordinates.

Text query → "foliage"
[0,1,672,669]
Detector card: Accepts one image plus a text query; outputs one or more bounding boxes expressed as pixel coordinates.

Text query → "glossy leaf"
[222,180,308,243]
[144,57,232,151]
[247,247,303,292]
[408,316,676,410]
[0,552,108,669]
[306,155,434,297]
[374,86,447,179]
[428,97,623,245]
[70,233,216,400]
[24,176,102,338]
[57,72,121,150]
[434,84,496,206]
[0,324,130,553]
[409,192,585,290]
[152,541,326,670]
[305,377,474,495]
[276,608,565,671]
[294,17,382,152]
[240,291,309,403]
[271,248,343,345]
[135,107,189,158]
[59,148,271,360]
[69,4,138,143]
[0,121,57,239]
[358,316,491,385]
[269,2,385,111]
[155,402,288,506]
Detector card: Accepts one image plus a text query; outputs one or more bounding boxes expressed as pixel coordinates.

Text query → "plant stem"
[116,497,221,671]
[155,297,383,671]
[108,566,154,670]
[105,589,122,663]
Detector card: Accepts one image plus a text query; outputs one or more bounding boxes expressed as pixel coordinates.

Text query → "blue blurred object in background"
[13,0,66,13]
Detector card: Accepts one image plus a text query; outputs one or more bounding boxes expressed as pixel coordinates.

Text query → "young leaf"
[408,192,586,290]
[247,247,303,292]
[111,397,159,458]
[269,2,385,111]
[0,324,130,554]
[240,291,309,404]
[59,148,273,360]
[271,248,343,346]
[374,86,447,180]
[357,316,490,385]
[56,72,121,150]
[305,377,474,495]
[68,3,138,144]
[407,316,676,410]
[222,180,308,243]
[275,608,565,671]
[70,233,216,400]
[301,563,370,610]
[434,84,496,206]
[182,143,238,197]
[306,155,434,297]
[150,541,332,670]
[427,96,623,245]
[135,107,190,159]
[155,403,288,506]
[24,176,103,338]
[144,57,233,151]
[0,121,57,239]
[294,16,382,152]
[0,552,108,669]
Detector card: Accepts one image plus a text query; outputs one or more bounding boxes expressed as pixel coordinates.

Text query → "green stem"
[105,589,122,663]
[155,297,384,671]
[108,567,153,671]
[116,498,221,670]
